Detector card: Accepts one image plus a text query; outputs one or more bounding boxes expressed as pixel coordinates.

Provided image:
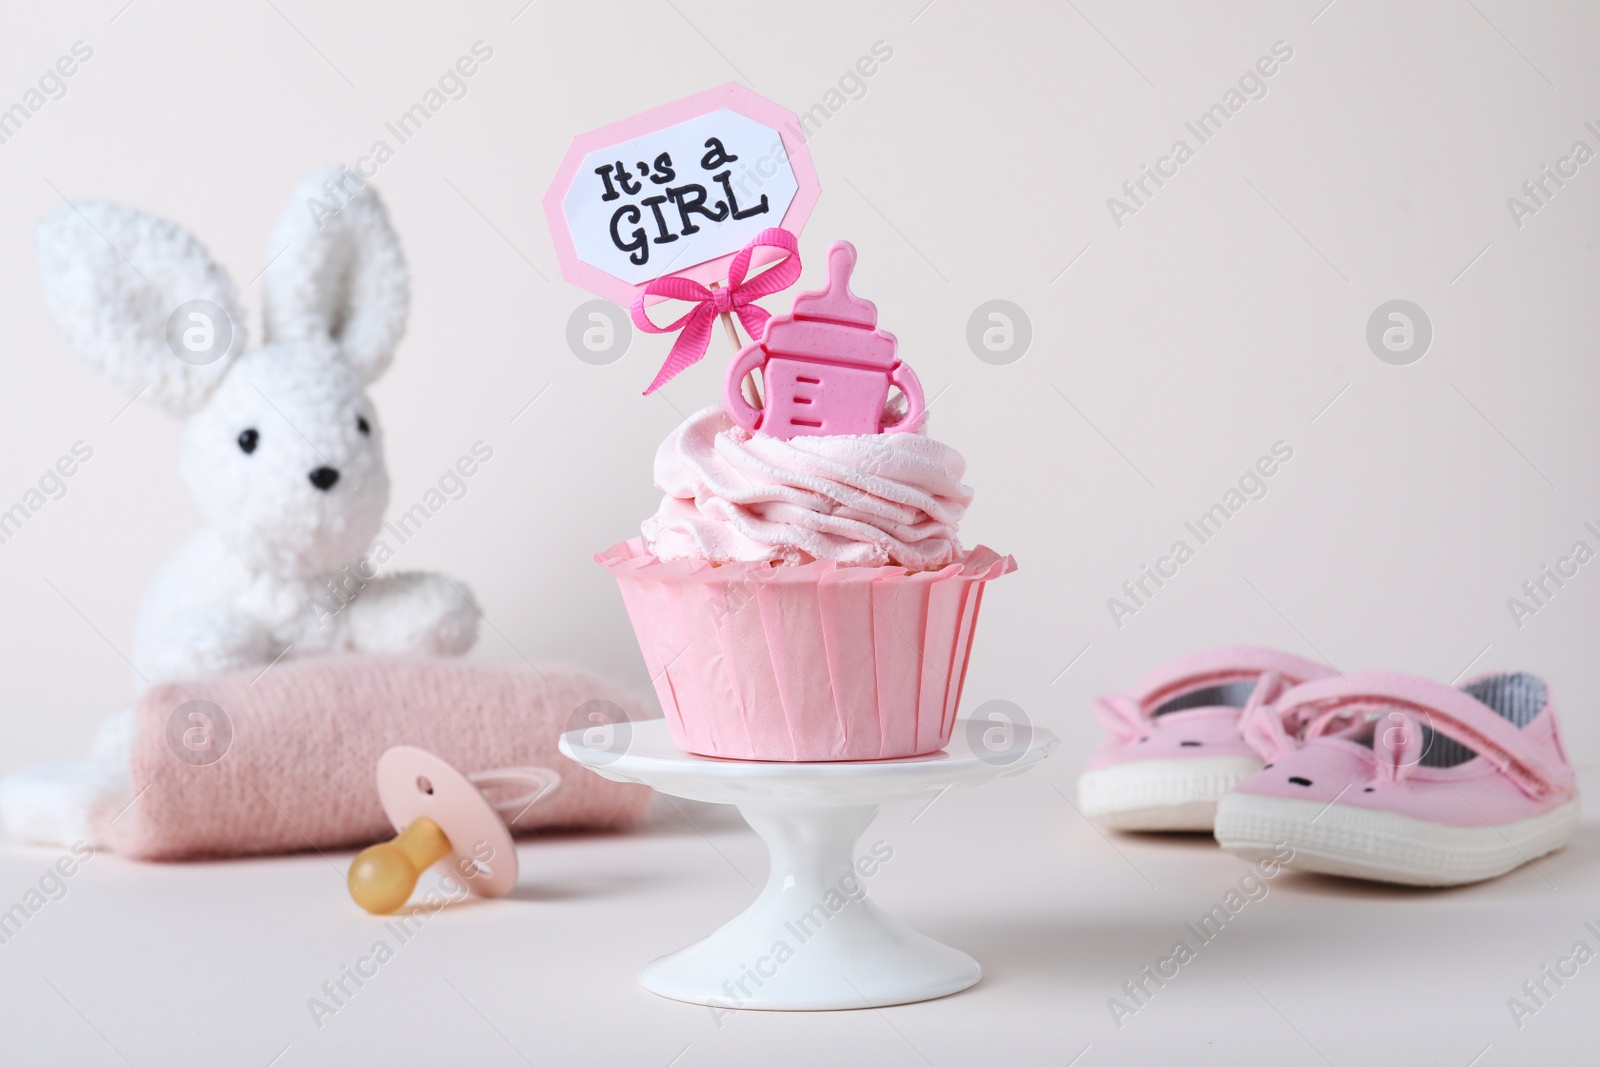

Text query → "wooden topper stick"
[707,281,743,354]
[710,281,762,410]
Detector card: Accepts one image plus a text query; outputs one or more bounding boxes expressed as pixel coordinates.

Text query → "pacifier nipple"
[348,817,451,915]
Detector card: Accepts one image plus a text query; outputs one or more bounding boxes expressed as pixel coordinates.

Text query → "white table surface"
[1,762,1594,1066]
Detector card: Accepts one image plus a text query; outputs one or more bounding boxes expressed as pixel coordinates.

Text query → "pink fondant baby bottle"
[724,241,925,439]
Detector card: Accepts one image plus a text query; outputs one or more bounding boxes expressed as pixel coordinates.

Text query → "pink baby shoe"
[1215,671,1581,885]
[1078,647,1337,831]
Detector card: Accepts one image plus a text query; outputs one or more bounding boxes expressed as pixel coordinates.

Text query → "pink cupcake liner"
[596,538,1016,761]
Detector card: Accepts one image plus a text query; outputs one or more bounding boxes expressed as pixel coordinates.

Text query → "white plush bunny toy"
[4,167,479,844]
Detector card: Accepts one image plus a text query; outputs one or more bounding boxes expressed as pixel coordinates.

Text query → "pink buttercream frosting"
[642,406,973,568]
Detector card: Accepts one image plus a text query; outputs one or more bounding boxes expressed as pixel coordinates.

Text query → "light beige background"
[2,1,1598,1064]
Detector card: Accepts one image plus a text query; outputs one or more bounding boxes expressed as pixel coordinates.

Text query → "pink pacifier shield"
[374,746,537,899]
[724,241,925,439]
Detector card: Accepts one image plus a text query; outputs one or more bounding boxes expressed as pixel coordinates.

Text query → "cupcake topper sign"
[543,82,820,311]
[724,241,926,439]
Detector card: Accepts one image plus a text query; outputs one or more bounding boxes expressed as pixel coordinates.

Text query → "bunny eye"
[357,416,370,436]
[238,428,259,454]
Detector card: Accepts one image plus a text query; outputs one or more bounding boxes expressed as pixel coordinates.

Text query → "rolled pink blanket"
[102,656,655,860]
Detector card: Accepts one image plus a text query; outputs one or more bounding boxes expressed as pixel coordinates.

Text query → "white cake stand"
[559,719,1057,1011]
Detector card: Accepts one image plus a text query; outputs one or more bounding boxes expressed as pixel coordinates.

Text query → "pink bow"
[632,228,802,395]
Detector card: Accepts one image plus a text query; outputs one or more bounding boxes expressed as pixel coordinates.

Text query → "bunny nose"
[308,467,341,491]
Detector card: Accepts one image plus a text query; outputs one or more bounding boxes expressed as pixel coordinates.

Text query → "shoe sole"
[1077,757,1264,832]
[1214,793,1581,886]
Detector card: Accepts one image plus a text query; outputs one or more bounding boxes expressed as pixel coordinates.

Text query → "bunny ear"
[261,166,409,383]
[35,202,245,416]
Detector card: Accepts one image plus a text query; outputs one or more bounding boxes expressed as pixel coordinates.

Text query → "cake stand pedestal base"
[559,719,1057,1011]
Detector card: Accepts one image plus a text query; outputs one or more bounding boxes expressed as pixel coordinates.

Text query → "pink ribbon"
[632,228,802,395]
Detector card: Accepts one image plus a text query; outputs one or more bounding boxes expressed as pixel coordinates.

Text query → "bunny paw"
[341,571,480,656]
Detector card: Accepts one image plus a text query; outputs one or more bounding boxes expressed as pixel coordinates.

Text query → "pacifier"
[347,746,561,914]
[723,240,925,440]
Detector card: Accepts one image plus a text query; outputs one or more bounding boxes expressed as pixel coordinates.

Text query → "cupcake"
[598,241,1014,761]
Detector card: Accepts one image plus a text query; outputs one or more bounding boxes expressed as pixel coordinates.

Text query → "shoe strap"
[1124,646,1337,710]
[1270,672,1571,799]
[1096,647,1333,743]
